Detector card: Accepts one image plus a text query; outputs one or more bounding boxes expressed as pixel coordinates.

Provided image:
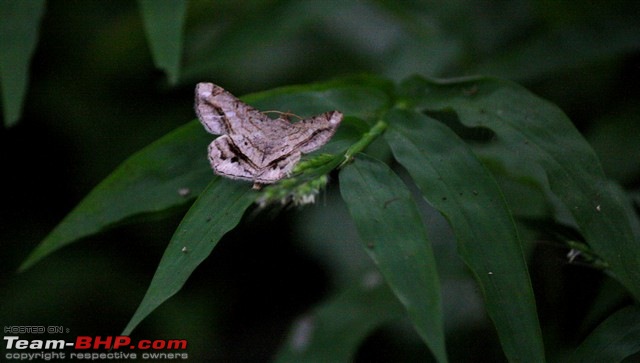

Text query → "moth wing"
[195,82,270,135]
[293,111,343,154]
[208,136,259,181]
[255,151,301,184]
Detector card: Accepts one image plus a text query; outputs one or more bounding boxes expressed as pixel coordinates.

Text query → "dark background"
[2,1,639,361]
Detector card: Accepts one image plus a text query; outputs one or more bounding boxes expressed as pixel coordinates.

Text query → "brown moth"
[194,83,343,186]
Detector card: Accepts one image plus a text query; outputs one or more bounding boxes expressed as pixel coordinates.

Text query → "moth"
[194,82,343,186]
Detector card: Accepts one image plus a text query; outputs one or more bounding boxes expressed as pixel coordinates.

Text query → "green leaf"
[0,0,45,127]
[587,104,640,185]
[23,78,389,271]
[138,0,186,84]
[122,177,256,335]
[385,109,544,362]
[275,271,405,362]
[244,75,393,120]
[570,305,640,363]
[119,79,392,335]
[402,76,640,301]
[20,121,212,271]
[339,155,447,363]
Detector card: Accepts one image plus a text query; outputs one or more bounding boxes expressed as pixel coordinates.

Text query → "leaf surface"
[23,78,389,270]
[403,76,640,301]
[122,177,256,335]
[0,0,45,127]
[275,272,404,363]
[385,109,544,362]
[20,121,212,271]
[570,305,640,363]
[138,0,187,84]
[340,155,447,363]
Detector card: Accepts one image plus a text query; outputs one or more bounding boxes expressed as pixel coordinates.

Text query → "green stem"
[340,120,388,167]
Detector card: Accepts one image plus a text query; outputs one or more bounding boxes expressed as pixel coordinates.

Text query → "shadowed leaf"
[138,0,187,84]
[122,177,256,335]
[570,305,640,363]
[340,155,447,363]
[403,76,640,301]
[386,109,544,362]
[0,0,45,127]
[275,271,404,362]
[20,121,212,271]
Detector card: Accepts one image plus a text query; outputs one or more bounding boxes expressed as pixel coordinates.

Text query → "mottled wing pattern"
[293,111,343,153]
[195,82,343,184]
[255,151,302,183]
[195,83,270,135]
[208,135,258,181]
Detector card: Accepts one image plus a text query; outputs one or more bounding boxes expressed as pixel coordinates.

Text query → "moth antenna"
[263,110,303,120]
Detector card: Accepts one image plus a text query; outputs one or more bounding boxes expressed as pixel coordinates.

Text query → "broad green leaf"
[122,177,256,335]
[245,75,392,119]
[23,78,389,270]
[385,109,544,362]
[20,121,212,271]
[0,0,45,127]
[570,305,640,363]
[339,155,447,363]
[402,76,640,301]
[119,80,390,335]
[138,0,186,84]
[275,271,405,362]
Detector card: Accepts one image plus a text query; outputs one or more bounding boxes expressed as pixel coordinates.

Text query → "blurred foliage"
[2,0,640,362]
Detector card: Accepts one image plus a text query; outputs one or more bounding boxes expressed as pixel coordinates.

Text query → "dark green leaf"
[244,75,392,120]
[587,104,640,185]
[570,305,640,363]
[275,271,405,362]
[118,78,386,334]
[122,177,256,335]
[23,78,388,271]
[339,155,447,363]
[0,0,45,127]
[20,121,212,271]
[138,0,186,84]
[385,109,544,362]
[402,76,640,301]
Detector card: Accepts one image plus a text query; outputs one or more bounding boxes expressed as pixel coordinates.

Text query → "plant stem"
[340,120,388,168]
